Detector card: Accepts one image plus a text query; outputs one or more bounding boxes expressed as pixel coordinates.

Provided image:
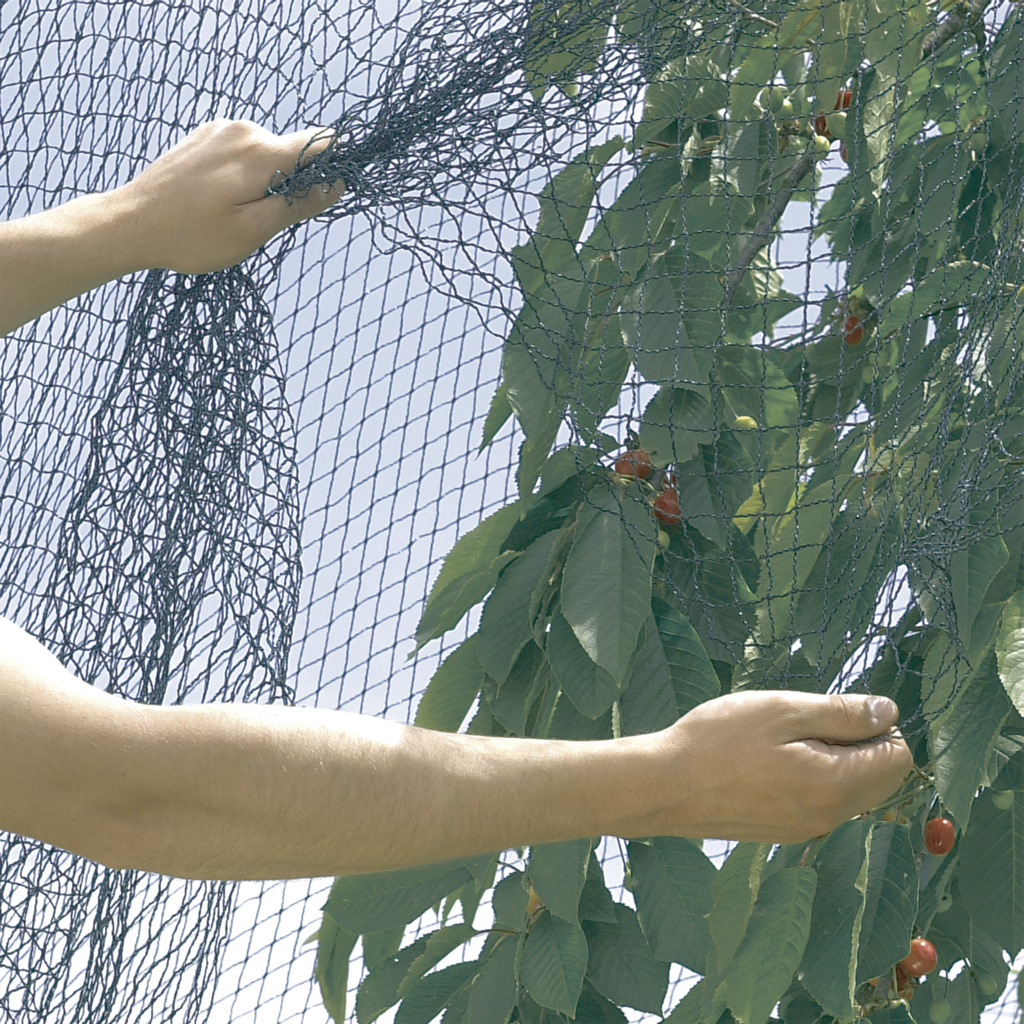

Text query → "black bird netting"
[3,0,1024,1020]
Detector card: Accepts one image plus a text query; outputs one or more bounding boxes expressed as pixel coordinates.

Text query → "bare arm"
[0,618,913,880]
[0,119,345,336]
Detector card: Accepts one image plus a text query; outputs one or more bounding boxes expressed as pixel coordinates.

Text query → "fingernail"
[868,696,898,726]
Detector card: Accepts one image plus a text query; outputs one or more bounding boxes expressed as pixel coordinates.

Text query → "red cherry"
[840,143,848,164]
[654,487,682,526]
[814,112,832,139]
[924,817,956,856]
[900,938,938,978]
[843,315,863,345]
[834,89,853,110]
[614,448,653,480]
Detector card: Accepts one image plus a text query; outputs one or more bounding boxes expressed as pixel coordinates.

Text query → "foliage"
[316,0,1024,1019]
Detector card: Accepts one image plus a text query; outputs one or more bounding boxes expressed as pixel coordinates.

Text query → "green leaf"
[315,912,359,1023]
[528,838,592,926]
[797,820,871,1020]
[414,635,485,733]
[651,592,720,714]
[547,608,623,718]
[574,979,630,1023]
[718,867,818,1024]
[709,842,770,976]
[367,925,476,1014]
[357,932,434,1024]
[952,532,1009,650]
[491,870,530,931]
[416,503,524,648]
[635,54,728,148]
[480,383,513,451]
[639,386,715,468]
[394,961,479,1024]
[560,486,656,685]
[618,614,679,735]
[663,979,705,1023]
[323,860,473,935]
[930,650,1012,829]
[583,903,669,1015]
[629,837,716,972]
[520,909,588,1017]
[619,251,722,385]
[479,531,561,688]
[997,591,1024,717]
[466,933,518,1024]
[580,859,619,924]
[877,261,990,339]
[853,823,918,983]
[482,640,546,735]
[958,787,1024,958]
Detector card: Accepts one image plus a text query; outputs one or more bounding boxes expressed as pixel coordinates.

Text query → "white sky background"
[1,0,1022,1020]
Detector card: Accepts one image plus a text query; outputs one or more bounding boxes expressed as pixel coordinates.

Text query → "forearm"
[114,703,658,880]
[0,190,144,336]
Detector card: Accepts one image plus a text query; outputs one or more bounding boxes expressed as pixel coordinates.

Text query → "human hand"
[637,690,913,845]
[113,118,345,275]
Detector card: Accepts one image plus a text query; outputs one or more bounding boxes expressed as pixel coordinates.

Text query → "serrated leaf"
[479,531,561,687]
[414,635,485,733]
[709,842,770,976]
[547,607,622,718]
[394,961,479,1024]
[952,532,1009,649]
[315,912,359,1023]
[399,925,478,999]
[528,838,591,926]
[481,383,513,451]
[639,385,715,468]
[520,910,588,1016]
[651,593,720,713]
[629,837,716,972]
[797,820,871,1020]
[618,613,679,735]
[930,650,1012,829]
[719,867,817,1024]
[323,860,472,935]
[584,903,669,1015]
[416,504,524,648]
[853,823,918,982]
[466,933,518,1024]
[958,787,1024,957]
[997,591,1024,716]
[560,486,656,685]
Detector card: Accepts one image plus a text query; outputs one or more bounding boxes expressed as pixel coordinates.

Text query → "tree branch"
[722,0,991,309]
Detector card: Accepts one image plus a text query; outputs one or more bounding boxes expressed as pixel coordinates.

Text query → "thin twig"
[724,0,779,30]
[725,149,816,304]
[922,0,989,60]
[723,0,991,307]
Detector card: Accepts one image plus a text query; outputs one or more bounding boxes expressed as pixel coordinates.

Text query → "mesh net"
[2,0,1024,1019]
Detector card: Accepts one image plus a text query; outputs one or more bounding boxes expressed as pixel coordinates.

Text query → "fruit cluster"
[612,447,681,527]
[813,88,853,162]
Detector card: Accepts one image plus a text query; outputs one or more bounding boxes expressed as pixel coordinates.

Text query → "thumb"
[795,694,900,744]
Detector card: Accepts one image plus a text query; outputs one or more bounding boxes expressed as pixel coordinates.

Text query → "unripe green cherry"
[734,415,758,430]
[825,111,847,139]
[812,133,832,156]
[778,98,795,118]
[657,529,670,548]
[928,998,952,1024]
[976,972,999,997]
[991,789,1015,809]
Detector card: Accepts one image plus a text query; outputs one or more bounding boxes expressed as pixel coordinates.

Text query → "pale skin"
[0,120,915,881]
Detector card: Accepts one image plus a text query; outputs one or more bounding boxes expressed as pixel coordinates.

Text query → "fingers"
[260,124,347,230]
[779,692,901,744]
